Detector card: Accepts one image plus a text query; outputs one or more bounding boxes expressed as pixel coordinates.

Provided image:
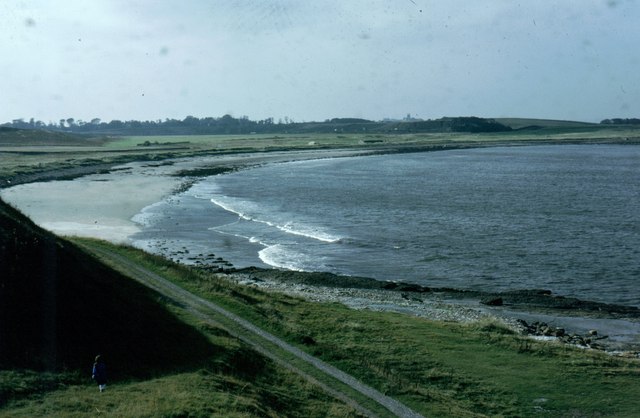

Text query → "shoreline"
[222,266,640,354]
[0,148,376,243]
[2,141,640,354]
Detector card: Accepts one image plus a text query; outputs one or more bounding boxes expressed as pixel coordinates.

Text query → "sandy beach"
[1,162,181,242]
[2,147,639,355]
[0,149,370,242]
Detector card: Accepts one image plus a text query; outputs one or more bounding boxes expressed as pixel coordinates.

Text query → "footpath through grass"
[76,240,640,417]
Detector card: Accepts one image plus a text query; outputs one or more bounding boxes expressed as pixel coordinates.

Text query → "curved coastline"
[2,141,640,354]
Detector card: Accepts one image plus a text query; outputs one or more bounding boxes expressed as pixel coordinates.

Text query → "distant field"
[105,133,432,150]
[0,128,105,147]
[494,117,598,129]
[109,127,640,150]
[2,124,639,185]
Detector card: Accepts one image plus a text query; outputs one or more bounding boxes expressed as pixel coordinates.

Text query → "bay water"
[131,144,640,307]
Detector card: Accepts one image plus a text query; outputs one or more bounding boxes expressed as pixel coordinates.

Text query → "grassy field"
[108,126,640,150]
[70,239,640,417]
[3,123,639,185]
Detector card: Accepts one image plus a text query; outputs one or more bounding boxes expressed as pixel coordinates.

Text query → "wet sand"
[1,162,182,242]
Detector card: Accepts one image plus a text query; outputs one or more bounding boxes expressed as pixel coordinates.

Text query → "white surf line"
[85,244,424,418]
[210,197,341,243]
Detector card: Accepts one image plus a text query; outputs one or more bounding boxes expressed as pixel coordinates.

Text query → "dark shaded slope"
[0,198,214,379]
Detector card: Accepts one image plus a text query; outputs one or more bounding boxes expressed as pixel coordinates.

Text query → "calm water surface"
[132,145,640,307]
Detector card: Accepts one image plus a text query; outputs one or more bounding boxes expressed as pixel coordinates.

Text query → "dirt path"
[81,243,424,418]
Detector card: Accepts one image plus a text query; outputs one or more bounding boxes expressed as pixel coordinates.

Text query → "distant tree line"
[3,115,277,135]
[600,118,640,125]
[1,115,512,135]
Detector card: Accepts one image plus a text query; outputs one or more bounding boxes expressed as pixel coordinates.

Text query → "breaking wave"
[210,196,342,243]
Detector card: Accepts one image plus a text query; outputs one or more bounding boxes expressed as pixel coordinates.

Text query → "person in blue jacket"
[92,355,107,392]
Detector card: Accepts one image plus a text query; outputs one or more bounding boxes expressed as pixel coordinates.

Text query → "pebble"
[226,273,501,324]
[222,273,640,357]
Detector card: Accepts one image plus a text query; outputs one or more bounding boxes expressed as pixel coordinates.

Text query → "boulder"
[481,297,503,306]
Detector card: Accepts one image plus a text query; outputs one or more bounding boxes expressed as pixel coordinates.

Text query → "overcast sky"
[1,0,638,124]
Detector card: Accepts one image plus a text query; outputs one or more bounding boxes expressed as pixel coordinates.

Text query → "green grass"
[1,366,359,417]
[3,128,639,186]
[111,127,640,150]
[106,133,383,151]
[76,240,640,417]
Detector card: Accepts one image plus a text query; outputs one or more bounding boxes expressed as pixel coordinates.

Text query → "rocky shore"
[118,232,640,354]
[215,266,640,356]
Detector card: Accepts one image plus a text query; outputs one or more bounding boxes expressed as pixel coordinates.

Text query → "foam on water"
[131,200,168,227]
[259,244,330,272]
[210,196,342,243]
[188,180,224,200]
[208,223,262,245]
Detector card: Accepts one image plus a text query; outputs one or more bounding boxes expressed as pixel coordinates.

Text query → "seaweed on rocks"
[234,267,640,320]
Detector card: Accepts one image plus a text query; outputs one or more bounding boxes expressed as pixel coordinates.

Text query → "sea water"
[131,144,640,307]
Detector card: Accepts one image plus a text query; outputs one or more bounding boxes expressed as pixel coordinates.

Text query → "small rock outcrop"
[516,319,609,350]
[481,297,503,306]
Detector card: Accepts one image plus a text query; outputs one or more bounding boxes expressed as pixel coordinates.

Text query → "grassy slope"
[0,199,215,374]
[85,241,640,418]
[0,201,359,417]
